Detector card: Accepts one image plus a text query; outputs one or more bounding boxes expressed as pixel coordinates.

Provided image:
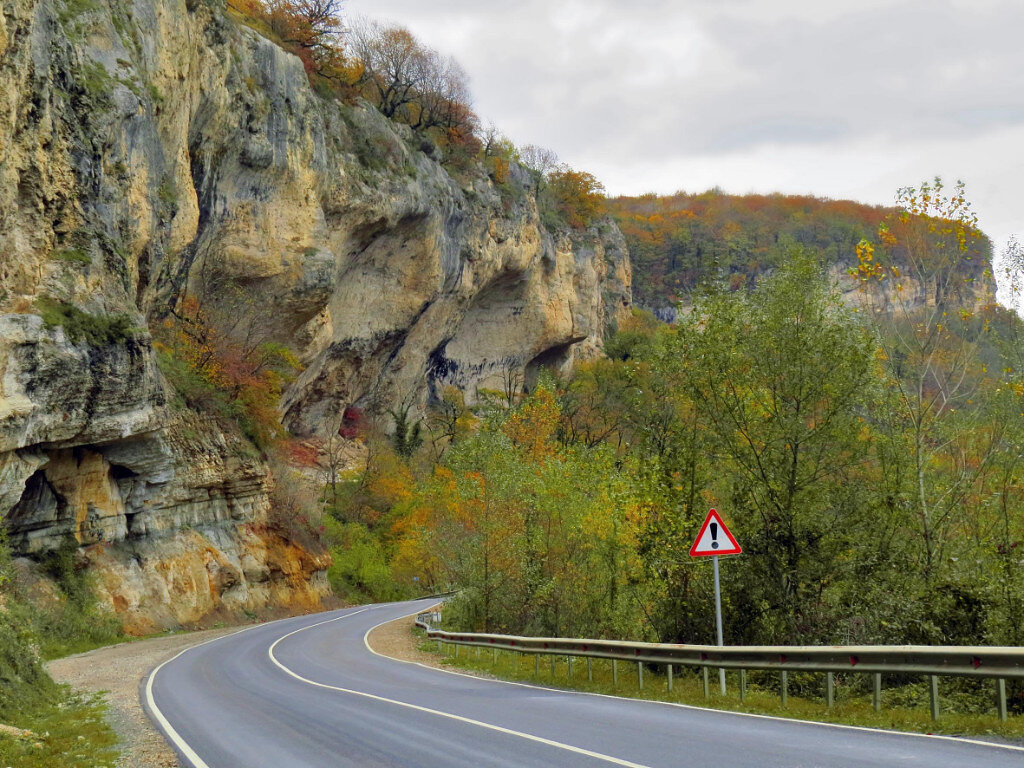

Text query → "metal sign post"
[712,554,725,694]
[690,509,742,696]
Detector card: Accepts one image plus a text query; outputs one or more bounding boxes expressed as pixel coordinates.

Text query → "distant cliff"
[0,0,631,630]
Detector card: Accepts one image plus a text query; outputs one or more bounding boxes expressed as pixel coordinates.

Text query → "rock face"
[0,0,631,629]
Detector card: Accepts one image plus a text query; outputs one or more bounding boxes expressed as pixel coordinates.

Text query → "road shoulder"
[364,608,446,669]
[46,628,239,768]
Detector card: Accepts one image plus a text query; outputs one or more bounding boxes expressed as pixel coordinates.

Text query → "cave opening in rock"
[525,340,580,392]
[8,469,68,555]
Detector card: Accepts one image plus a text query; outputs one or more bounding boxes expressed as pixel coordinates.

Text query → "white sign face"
[689,509,742,557]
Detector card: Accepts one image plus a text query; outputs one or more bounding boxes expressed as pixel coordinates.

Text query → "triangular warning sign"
[689,509,742,557]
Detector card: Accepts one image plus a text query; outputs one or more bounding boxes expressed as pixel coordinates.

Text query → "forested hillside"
[608,188,993,313]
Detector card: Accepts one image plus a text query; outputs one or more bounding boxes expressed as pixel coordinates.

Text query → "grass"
[156,178,177,208]
[77,61,113,106]
[0,692,119,768]
[418,636,1024,742]
[35,298,136,346]
[52,248,92,267]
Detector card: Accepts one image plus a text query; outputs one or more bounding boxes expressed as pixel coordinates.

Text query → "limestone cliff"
[0,0,631,629]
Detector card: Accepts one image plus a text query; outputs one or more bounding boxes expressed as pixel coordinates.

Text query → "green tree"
[669,252,878,642]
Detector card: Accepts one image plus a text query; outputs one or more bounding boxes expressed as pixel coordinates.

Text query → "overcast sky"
[345,0,1023,301]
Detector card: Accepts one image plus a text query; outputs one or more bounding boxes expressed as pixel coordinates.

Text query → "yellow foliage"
[501,388,561,460]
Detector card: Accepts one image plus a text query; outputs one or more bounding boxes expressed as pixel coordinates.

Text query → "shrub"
[324,519,407,602]
[540,167,606,231]
[0,532,59,721]
[33,537,123,659]
[53,248,92,266]
[154,294,301,451]
[36,299,136,346]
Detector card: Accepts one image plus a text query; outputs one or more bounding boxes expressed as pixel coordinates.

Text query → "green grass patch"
[78,61,113,105]
[58,0,100,26]
[0,692,118,768]
[420,640,1024,741]
[147,83,165,106]
[36,298,136,346]
[52,248,92,266]
[156,178,177,207]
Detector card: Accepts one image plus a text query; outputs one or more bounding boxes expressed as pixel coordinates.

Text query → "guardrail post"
[587,657,593,682]
[613,659,618,686]
[872,673,881,712]
[492,647,497,666]
[455,644,460,659]
[534,654,540,677]
[637,662,644,691]
[702,666,710,699]
[826,672,835,709]
[667,664,673,693]
[998,678,1008,722]
[551,655,556,678]
[739,669,747,702]
[929,675,940,721]
[476,646,481,659]
[568,655,574,680]
[780,670,788,708]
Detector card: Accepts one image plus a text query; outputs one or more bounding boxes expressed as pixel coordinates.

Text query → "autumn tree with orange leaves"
[228,0,360,89]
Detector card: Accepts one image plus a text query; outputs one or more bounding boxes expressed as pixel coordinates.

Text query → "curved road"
[145,599,1024,767]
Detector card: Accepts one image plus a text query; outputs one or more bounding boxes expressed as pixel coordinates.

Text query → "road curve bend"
[144,599,1024,767]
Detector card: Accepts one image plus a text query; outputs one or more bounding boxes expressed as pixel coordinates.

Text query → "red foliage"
[339,406,365,439]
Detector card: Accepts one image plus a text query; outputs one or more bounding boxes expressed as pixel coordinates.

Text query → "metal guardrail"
[414,613,1019,721]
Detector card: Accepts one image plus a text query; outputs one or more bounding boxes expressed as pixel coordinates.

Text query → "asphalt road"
[145,599,1024,767]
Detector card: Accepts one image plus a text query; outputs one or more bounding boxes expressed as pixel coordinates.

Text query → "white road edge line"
[144,607,368,768]
[363,607,1024,757]
[268,610,653,768]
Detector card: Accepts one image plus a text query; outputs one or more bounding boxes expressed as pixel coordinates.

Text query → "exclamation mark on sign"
[710,522,719,549]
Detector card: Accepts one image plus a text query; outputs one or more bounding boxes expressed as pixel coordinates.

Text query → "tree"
[349,20,421,118]
[541,167,606,230]
[389,397,423,459]
[853,179,997,583]
[1002,236,1024,313]
[518,144,559,179]
[350,19,477,141]
[229,0,356,85]
[670,252,878,642]
[156,262,301,449]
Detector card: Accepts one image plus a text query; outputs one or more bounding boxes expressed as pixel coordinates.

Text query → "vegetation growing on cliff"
[155,289,301,451]
[35,299,136,346]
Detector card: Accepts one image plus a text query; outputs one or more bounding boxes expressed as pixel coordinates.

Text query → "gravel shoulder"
[364,605,444,669]
[46,627,240,768]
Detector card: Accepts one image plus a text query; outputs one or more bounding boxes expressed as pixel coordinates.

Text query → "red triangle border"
[689,509,742,557]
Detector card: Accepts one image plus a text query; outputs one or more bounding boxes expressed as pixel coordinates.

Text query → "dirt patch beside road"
[364,606,444,669]
[46,627,240,768]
